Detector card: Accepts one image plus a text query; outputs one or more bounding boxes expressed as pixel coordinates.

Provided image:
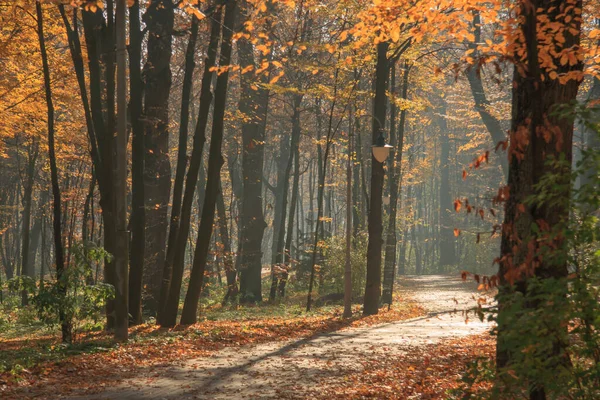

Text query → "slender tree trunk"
[466,11,508,177]
[277,94,303,298]
[344,128,353,318]
[364,41,389,316]
[128,0,146,324]
[180,0,237,325]
[382,63,408,305]
[270,95,301,301]
[36,0,71,343]
[217,179,237,303]
[21,141,38,306]
[159,7,222,327]
[113,0,129,342]
[437,100,456,272]
[162,14,199,315]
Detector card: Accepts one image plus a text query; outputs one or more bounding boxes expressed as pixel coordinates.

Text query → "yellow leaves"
[256,61,269,75]
[296,45,307,55]
[186,6,206,21]
[453,199,462,213]
[269,71,284,84]
[256,44,270,56]
[81,0,103,12]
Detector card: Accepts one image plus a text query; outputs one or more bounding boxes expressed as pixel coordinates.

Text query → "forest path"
[80,275,493,399]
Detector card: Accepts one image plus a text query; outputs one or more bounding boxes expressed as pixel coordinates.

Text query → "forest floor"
[1,275,496,399]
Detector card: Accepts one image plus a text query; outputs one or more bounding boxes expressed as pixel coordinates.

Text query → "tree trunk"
[466,11,508,177]
[143,0,174,314]
[382,62,408,305]
[159,7,222,327]
[277,94,303,298]
[161,14,199,317]
[80,6,117,330]
[113,0,129,342]
[20,140,38,306]
[437,100,456,272]
[496,2,582,398]
[344,126,353,318]
[180,0,237,325]
[36,0,71,343]
[217,179,238,303]
[237,6,269,303]
[364,41,389,316]
[128,0,146,324]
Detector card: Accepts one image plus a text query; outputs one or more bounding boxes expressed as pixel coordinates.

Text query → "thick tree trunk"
[143,0,174,313]
[237,9,269,303]
[180,0,237,325]
[496,2,582,398]
[364,41,389,316]
[159,7,221,327]
[80,6,117,330]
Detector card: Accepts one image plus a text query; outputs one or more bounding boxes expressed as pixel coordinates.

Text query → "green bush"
[3,242,115,336]
[320,231,368,297]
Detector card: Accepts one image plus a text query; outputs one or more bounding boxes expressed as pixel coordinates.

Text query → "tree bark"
[159,7,222,327]
[466,11,508,177]
[277,94,303,298]
[128,0,146,324]
[382,62,408,305]
[161,14,199,317]
[80,6,117,330]
[217,179,237,303]
[143,0,174,313]
[496,2,582,398]
[36,0,71,343]
[20,140,38,306]
[180,0,237,325]
[437,100,456,272]
[363,41,389,316]
[114,0,129,342]
[237,5,269,303]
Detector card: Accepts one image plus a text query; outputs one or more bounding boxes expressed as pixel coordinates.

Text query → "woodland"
[0,0,600,398]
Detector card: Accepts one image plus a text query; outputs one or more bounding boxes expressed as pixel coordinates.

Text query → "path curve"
[77,275,492,400]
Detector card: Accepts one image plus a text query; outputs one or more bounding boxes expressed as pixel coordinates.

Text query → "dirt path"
[76,275,492,399]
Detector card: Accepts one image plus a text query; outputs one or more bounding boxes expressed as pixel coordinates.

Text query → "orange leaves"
[453,199,462,213]
[453,228,461,237]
